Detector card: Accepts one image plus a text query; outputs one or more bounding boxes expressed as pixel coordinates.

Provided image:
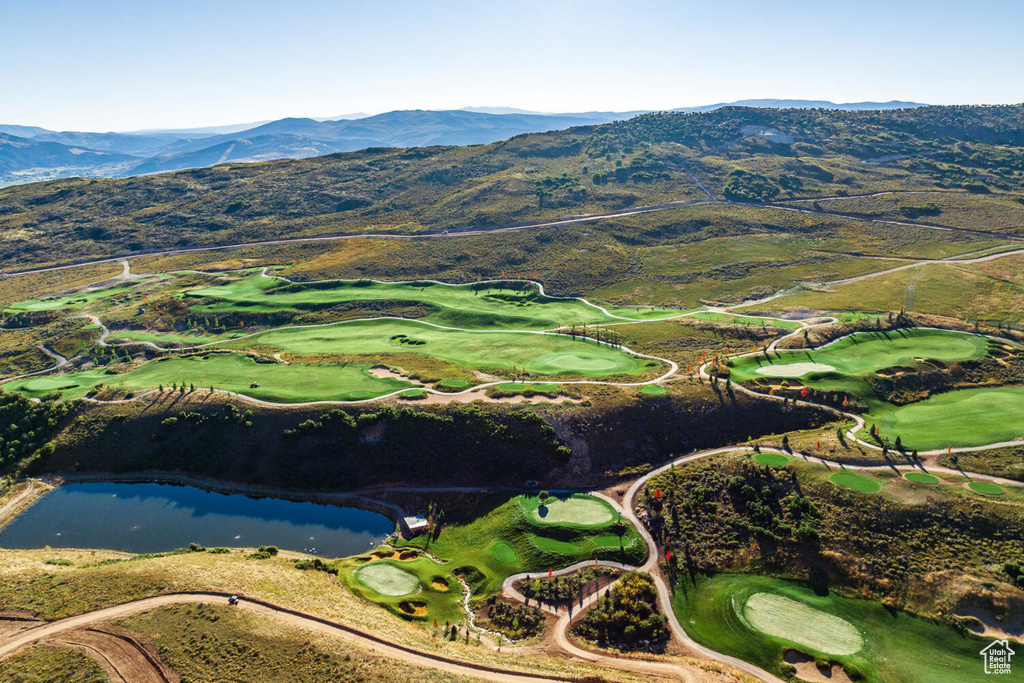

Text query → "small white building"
[400,514,429,539]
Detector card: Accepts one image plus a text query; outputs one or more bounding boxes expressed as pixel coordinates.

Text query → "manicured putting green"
[640,385,667,395]
[530,536,579,554]
[968,481,1006,496]
[828,471,883,494]
[742,592,863,656]
[526,495,616,526]
[354,563,421,596]
[491,542,518,564]
[17,377,80,392]
[752,452,791,467]
[434,379,470,390]
[904,471,940,484]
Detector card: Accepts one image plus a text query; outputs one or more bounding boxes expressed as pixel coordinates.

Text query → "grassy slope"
[117,603,490,683]
[672,573,1005,683]
[756,253,1024,324]
[2,105,1022,272]
[0,647,109,683]
[0,548,633,681]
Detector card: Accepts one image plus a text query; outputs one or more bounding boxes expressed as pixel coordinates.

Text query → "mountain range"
[0,99,925,186]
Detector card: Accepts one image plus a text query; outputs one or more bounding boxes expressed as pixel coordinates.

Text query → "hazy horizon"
[2,0,1022,131]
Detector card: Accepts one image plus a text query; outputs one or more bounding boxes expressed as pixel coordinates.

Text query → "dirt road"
[0,592,589,683]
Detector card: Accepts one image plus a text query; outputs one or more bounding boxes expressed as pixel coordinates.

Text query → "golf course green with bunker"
[336,493,648,625]
[727,329,1024,449]
[184,274,681,329]
[673,573,1000,683]
[521,493,618,527]
[2,352,414,402]
[224,318,659,378]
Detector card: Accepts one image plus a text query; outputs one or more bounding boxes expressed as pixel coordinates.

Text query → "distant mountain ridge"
[0,99,928,186]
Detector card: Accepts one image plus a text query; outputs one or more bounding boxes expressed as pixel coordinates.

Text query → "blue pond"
[0,482,393,557]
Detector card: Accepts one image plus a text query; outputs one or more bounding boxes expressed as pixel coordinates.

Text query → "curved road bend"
[0,592,588,683]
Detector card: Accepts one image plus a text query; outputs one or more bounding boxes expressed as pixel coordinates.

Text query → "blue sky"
[2,0,1021,131]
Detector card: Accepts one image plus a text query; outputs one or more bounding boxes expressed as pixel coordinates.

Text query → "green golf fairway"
[828,471,884,494]
[591,534,636,548]
[3,353,412,403]
[673,573,999,682]
[185,275,680,329]
[730,329,990,383]
[752,452,791,467]
[6,284,136,312]
[968,481,1006,495]
[871,386,1024,450]
[904,472,940,484]
[228,319,653,378]
[529,536,579,554]
[728,329,1023,449]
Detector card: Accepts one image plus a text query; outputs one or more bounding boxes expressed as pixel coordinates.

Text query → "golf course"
[229,318,658,377]
[727,328,1024,449]
[2,352,416,402]
[184,273,684,329]
[335,493,646,625]
[673,573,1001,683]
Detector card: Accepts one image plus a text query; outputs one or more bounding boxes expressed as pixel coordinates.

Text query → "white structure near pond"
[400,514,429,538]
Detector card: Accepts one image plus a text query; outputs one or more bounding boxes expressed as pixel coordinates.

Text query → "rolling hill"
[0,100,929,186]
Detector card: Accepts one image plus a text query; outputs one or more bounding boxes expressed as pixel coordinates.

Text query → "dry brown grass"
[0,548,646,681]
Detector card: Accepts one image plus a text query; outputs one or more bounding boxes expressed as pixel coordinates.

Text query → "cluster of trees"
[646,456,1024,596]
[572,572,669,652]
[0,392,68,472]
[520,567,618,608]
[722,169,781,203]
[482,596,543,639]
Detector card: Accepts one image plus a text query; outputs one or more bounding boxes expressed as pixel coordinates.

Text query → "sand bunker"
[755,362,836,378]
